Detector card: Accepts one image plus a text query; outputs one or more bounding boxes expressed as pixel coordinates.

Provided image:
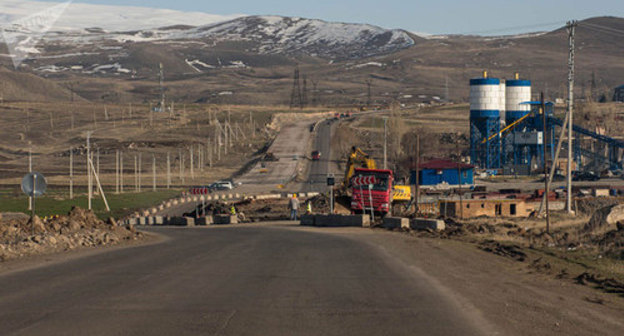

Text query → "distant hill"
[0,14,622,106]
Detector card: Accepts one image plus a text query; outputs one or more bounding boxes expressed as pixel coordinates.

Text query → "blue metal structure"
[549,116,624,170]
[501,101,555,172]
[470,78,502,169]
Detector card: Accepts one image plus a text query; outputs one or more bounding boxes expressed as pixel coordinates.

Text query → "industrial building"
[614,85,624,102]
[469,72,624,173]
[411,159,474,186]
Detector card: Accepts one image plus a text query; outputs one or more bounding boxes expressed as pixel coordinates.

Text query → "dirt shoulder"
[290,225,624,335]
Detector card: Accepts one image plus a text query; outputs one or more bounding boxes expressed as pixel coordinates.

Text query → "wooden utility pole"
[190,145,194,180]
[152,155,156,192]
[134,155,138,192]
[415,135,420,214]
[208,139,213,167]
[86,132,93,210]
[167,152,171,189]
[120,151,124,193]
[28,141,32,210]
[138,153,142,192]
[69,147,74,199]
[115,150,119,194]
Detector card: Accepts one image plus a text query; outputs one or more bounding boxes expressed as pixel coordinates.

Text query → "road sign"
[189,186,209,195]
[327,174,335,186]
[21,172,47,197]
[352,175,376,186]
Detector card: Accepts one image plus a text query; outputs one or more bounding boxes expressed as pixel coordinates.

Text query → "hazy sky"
[34,0,624,35]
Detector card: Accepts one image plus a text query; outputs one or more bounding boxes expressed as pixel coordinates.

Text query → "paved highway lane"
[304,119,338,192]
[0,225,483,336]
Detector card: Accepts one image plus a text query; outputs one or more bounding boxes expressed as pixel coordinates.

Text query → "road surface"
[0,225,482,336]
[303,119,339,192]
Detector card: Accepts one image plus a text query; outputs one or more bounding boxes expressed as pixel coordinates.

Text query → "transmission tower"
[311,79,319,106]
[289,65,303,109]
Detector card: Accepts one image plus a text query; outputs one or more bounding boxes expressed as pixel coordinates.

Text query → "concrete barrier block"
[410,218,445,231]
[137,217,148,225]
[168,217,195,226]
[141,210,150,217]
[206,196,212,201]
[192,196,198,202]
[300,215,315,226]
[307,192,320,198]
[235,193,241,199]
[158,204,165,211]
[152,216,164,225]
[196,216,214,226]
[125,218,139,226]
[150,207,158,215]
[383,217,410,229]
[172,200,179,206]
[227,194,234,199]
[214,215,238,225]
[313,214,369,227]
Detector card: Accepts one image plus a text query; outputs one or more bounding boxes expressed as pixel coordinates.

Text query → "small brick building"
[439,199,535,219]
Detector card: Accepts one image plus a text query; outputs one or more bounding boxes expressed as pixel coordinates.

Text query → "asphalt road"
[0,226,482,336]
[303,119,337,192]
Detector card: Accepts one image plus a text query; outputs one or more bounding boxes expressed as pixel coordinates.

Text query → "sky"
[32,0,624,35]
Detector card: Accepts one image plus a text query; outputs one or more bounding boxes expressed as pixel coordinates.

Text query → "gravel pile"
[0,207,142,262]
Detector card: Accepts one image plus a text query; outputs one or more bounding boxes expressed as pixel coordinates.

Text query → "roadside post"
[368,184,374,222]
[21,172,47,232]
[327,174,335,213]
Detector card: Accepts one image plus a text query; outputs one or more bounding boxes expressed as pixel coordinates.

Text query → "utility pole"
[28,141,32,210]
[167,152,171,189]
[152,154,156,192]
[69,147,73,199]
[566,20,577,214]
[86,132,93,210]
[115,150,119,194]
[415,134,420,214]
[542,93,551,233]
[120,152,124,193]
[138,153,142,192]
[383,117,388,169]
[134,155,138,192]
[190,146,194,180]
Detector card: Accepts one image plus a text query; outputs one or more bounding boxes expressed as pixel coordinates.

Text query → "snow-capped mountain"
[191,16,416,59]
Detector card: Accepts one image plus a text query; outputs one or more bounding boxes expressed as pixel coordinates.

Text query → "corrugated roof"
[415,159,474,170]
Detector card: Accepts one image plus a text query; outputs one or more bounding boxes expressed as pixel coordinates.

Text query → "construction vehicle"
[344,147,377,185]
[342,147,411,216]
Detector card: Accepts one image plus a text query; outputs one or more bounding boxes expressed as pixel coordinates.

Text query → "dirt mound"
[0,207,141,262]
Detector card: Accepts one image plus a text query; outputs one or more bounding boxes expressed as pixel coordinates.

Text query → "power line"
[460,21,566,36]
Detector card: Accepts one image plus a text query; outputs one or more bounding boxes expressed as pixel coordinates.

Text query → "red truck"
[350,168,394,215]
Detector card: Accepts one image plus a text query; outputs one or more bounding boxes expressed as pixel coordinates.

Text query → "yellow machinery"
[344,146,377,184]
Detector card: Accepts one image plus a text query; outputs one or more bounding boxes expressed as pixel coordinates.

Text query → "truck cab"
[350,168,393,215]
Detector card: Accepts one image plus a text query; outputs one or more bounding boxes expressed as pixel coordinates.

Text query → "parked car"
[573,171,600,181]
[210,181,233,190]
[311,150,321,160]
[540,173,565,182]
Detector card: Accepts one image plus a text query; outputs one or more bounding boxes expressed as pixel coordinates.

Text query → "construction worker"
[288,194,300,220]
[306,201,312,214]
[230,205,237,216]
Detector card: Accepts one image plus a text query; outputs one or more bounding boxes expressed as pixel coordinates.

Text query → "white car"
[213,181,233,190]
